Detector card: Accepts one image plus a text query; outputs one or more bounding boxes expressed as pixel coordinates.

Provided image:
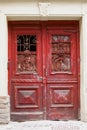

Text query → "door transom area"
[8,21,80,121]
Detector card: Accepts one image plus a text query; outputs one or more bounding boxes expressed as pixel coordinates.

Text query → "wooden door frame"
[8,20,80,120]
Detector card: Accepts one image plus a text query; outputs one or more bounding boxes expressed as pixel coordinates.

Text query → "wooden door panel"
[11,28,42,81]
[46,24,79,120]
[46,30,77,82]
[11,82,43,111]
[47,107,78,120]
[47,84,78,120]
[10,26,44,121]
[11,82,44,121]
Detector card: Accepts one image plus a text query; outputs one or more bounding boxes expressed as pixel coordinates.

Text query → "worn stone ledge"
[0,118,10,124]
[0,96,9,103]
[0,113,10,119]
[0,103,9,109]
[0,108,10,114]
[0,96,10,124]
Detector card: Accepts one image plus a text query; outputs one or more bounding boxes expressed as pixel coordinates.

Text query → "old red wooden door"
[8,21,79,121]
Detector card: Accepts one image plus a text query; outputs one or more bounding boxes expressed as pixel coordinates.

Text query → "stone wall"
[0,96,10,124]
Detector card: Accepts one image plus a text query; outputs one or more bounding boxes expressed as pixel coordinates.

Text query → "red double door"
[8,21,80,121]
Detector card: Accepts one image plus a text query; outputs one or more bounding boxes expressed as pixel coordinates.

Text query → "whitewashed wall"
[0,0,83,20]
[0,0,87,122]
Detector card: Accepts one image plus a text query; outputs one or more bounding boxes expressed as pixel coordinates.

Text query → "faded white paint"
[0,11,8,96]
[0,0,87,121]
[0,0,83,20]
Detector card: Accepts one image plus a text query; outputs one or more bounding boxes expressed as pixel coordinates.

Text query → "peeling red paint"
[8,21,80,121]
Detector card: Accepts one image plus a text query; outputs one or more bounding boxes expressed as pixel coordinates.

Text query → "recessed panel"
[18,90,37,104]
[49,85,74,107]
[53,89,71,104]
[15,85,40,108]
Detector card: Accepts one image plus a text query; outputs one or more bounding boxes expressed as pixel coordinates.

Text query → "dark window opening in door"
[17,35,37,73]
[17,35,36,52]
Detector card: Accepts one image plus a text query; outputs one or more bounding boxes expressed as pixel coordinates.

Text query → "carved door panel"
[46,27,79,120]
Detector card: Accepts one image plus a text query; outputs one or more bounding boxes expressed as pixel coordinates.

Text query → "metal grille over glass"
[51,35,71,72]
[17,35,37,73]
